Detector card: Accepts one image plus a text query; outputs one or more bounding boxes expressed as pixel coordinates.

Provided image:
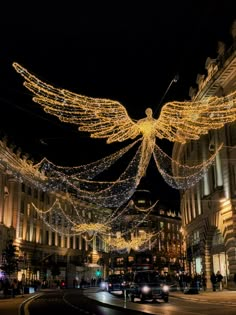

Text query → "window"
[70,237,73,249]
[75,237,79,249]
[21,183,25,192]
[193,230,200,244]
[39,229,43,244]
[58,235,61,247]
[40,192,44,202]
[32,227,36,243]
[116,257,124,265]
[27,203,31,216]
[34,189,38,199]
[45,231,49,244]
[128,256,134,263]
[82,237,86,250]
[51,232,55,246]
[138,199,145,204]
[18,219,23,239]
[20,200,25,214]
[26,223,31,241]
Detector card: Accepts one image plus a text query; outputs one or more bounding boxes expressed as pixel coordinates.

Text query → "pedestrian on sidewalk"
[11,279,18,298]
[210,272,217,291]
[201,272,207,291]
[216,271,223,290]
[3,278,10,298]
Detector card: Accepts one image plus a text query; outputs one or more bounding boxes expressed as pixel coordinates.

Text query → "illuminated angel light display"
[31,196,159,251]
[13,62,236,207]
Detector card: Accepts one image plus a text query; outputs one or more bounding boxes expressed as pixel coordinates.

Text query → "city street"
[1,287,236,315]
[1,9,236,315]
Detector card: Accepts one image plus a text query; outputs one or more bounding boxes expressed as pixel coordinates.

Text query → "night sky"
[0,2,235,209]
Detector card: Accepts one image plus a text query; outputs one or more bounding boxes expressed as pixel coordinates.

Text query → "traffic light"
[95,269,101,277]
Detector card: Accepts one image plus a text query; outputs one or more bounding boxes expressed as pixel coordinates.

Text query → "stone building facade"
[108,190,182,275]
[172,20,236,289]
[0,138,109,286]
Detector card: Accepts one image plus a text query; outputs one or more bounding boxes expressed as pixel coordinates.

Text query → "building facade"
[108,190,182,275]
[0,136,182,287]
[172,20,236,289]
[0,138,110,287]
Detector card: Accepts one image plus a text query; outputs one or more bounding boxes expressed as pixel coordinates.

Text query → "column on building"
[15,182,22,241]
[0,167,7,224]
[187,191,191,223]
[213,132,223,188]
[204,241,212,290]
[219,129,231,200]
[196,183,202,216]
[202,138,210,196]
[226,247,236,281]
[4,177,17,227]
[190,188,196,219]
[10,178,19,230]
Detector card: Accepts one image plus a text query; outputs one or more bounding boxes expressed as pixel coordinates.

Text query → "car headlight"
[100,282,106,289]
[141,285,151,293]
[162,284,169,292]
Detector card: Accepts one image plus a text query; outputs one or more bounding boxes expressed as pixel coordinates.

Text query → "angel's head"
[145,108,153,118]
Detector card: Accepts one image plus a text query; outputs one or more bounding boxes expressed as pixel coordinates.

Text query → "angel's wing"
[13,62,141,144]
[155,93,236,143]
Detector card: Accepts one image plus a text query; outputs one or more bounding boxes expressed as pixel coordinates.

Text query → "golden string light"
[12,62,236,145]
[30,196,159,243]
[71,223,110,234]
[35,140,142,207]
[12,62,236,207]
[153,142,224,189]
[103,231,160,253]
[31,198,112,237]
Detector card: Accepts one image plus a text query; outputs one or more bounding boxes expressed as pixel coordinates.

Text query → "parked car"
[107,274,129,295]
[127,270,169,303]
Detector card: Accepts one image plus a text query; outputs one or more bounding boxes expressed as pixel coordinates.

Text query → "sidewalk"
[169,289,236,305]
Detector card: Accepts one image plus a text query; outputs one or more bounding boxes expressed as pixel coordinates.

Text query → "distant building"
[109,189,183,275]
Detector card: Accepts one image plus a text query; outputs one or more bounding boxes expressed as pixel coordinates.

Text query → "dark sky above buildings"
[0,2,235,209]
